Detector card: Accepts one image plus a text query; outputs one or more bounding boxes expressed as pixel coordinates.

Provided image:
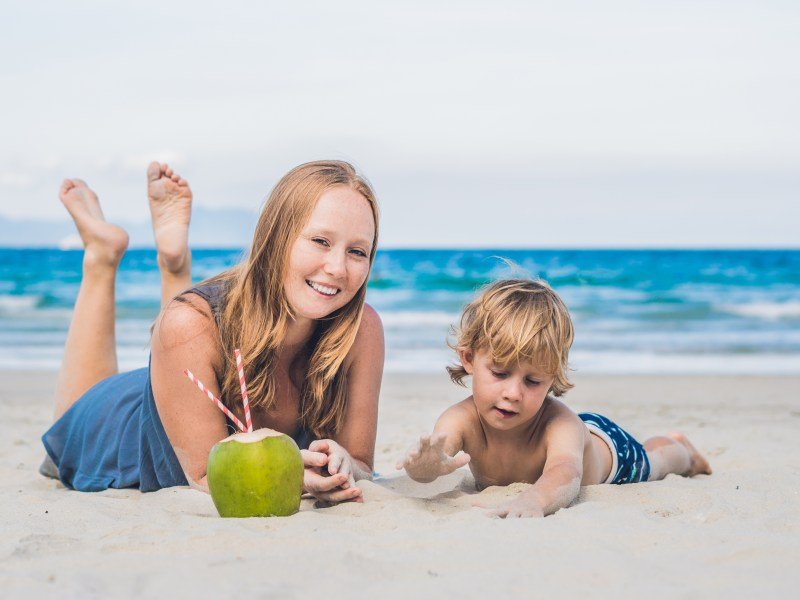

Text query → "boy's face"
[460,348,555,431]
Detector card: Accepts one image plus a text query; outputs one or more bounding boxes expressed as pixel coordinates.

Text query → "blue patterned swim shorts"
[579,412,651,484]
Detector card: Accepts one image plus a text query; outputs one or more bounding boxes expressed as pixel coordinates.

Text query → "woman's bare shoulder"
[358,303,384,338]
[345,303,385,367]
[152,294,218,351]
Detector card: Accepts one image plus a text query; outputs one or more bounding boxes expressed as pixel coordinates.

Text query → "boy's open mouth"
[494,407,517,417]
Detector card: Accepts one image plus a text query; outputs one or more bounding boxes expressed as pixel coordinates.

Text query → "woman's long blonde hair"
[198,160,379,437]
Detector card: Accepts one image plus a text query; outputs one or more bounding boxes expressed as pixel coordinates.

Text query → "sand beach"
[2,371,799,598]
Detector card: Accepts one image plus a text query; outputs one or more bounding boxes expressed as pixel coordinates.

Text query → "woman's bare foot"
[59,179,129,269]
[147,162,192,275]
[667,431,712,476]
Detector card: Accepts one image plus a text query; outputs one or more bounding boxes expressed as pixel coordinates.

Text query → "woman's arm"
[150,296,229,485]
[313,304,384,487]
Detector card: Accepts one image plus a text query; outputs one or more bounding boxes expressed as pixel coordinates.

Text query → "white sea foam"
[0,294,42,313]
[2,341,797,375]
[57,234,83,250]
[383,349,800,375]
[0,345,149,371]
[718,302,800,320]
[569,351,800,375]
[380,311,458,328]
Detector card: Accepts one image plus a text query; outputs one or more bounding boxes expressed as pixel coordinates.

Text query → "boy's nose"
[502,380,523,401]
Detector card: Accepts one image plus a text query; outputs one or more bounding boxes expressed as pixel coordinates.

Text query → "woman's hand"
[301,440,364,503]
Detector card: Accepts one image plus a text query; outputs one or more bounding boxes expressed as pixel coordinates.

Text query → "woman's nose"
[324,249,347,278]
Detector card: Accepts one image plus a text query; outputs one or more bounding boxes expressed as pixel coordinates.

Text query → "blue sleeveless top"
[41,281,313,492]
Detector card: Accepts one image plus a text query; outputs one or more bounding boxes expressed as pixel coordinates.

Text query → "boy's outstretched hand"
[476,496,545,519]
[396,432,470,483]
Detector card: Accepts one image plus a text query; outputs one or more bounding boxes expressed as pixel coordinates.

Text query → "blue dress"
[42,365,189,492]
[41,282,312,492]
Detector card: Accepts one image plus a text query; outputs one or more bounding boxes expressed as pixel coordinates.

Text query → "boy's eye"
[526,379,541,386]
[490,370,507,378]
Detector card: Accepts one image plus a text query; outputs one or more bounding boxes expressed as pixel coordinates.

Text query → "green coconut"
[206,428,304,518]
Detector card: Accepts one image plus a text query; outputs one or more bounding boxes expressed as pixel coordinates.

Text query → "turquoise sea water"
[1,248,798,374]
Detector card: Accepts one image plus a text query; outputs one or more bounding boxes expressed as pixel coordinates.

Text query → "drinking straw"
[183,369,247,433]
[234,348,253,433]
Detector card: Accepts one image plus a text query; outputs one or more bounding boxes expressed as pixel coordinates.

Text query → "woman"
[42,160,384,504]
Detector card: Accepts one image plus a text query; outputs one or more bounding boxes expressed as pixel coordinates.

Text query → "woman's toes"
[59,180,75,198]
[146,161,162,182]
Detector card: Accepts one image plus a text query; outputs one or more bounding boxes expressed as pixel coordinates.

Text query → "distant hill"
[0,207,257,248]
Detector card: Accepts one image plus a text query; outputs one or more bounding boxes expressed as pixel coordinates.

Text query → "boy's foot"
[667,431,712,476]
[146,162,192,275]
[59,179,129,269]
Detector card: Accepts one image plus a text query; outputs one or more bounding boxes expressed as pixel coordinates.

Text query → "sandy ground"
[1,371,799,599]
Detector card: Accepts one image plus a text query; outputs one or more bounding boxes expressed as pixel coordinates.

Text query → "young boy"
[396,279,711,518]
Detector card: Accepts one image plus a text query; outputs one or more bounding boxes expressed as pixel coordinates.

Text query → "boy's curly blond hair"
[447,279,575,396]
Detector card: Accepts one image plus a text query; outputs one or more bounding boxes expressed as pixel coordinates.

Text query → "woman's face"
[284,185,375,321]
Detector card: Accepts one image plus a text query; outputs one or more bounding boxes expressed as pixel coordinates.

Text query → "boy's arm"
[396,404,471,483]
[487,416,585,518]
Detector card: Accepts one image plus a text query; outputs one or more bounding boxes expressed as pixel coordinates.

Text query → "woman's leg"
[53,179,129,419]
[645,431,712,481]
[146,162,193,307]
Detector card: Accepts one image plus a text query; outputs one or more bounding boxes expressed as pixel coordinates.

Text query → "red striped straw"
[183,369,247,433]
[234,348,253,433]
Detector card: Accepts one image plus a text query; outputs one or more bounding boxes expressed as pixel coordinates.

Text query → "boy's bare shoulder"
[539,397,585,437]
[433,396,479,436]
[439,396,480,425]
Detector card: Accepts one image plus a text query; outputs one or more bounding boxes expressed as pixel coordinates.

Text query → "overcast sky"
[1,0,798,247]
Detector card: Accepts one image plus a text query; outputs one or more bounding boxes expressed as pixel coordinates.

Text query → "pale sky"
[1,0,798,247]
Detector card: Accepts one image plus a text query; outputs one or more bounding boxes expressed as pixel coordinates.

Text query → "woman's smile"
[306,279,340,297]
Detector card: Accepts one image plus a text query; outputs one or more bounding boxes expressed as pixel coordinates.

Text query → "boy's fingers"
[453,451,471,467]
[431,432,447,446]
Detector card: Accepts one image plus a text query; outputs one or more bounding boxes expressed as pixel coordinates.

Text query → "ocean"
[1,248,798,374]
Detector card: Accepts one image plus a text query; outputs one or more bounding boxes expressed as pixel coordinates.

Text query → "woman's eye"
[312,237,329,247]
[349,248,367,258]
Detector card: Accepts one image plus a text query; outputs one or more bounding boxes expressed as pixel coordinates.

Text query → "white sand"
[2,372,799,598]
